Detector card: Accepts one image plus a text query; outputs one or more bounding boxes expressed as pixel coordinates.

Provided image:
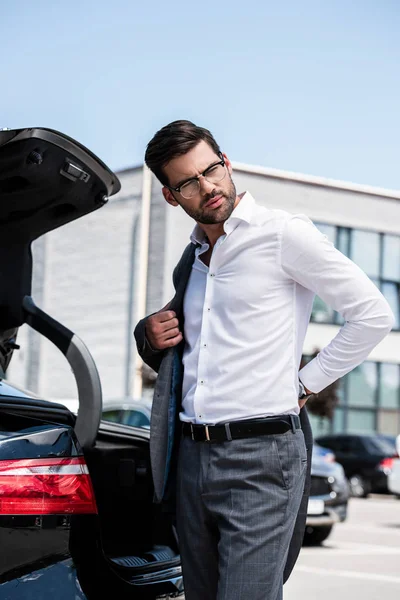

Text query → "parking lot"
[285,496,400,600]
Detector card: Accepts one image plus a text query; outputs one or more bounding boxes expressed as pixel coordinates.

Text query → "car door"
[329,436,364,474]
[0,128,183,600]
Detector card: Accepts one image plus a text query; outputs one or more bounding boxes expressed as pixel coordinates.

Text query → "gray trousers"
[176,426,307,600]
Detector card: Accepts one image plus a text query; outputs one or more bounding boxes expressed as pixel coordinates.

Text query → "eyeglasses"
[166,156,227,199]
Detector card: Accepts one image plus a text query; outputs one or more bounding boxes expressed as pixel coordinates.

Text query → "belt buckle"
[204,425,210,442]
[190,424,195,441]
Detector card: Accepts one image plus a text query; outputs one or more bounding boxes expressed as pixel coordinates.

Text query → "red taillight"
[379,457,394,472]
[0,457,98,515]
[324,452,336,463]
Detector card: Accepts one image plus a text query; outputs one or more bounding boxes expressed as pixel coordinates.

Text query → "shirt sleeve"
[280,215,395,393]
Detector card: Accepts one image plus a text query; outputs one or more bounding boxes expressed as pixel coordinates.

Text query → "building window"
[310,223,400,330]
[347,362,377,408]
[382,235,400,282]
[303,357,400,436]
[378,410,400,436]
[381,282,399,330]
[332,406,344,433]
[346,409,376,434]
[311,295,335,324]
[351,230,380,279]
[379,363,400,409]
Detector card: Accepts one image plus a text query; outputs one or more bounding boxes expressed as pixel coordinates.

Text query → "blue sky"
[2,0,399,189]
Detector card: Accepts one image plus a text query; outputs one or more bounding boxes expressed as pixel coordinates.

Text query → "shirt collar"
[189,191,255,245]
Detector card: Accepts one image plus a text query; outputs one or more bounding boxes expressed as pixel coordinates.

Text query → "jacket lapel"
[150,243,197,502]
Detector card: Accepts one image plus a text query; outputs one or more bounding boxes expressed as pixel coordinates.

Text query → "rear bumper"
[306,502,347,527]
[388,461,400,495]
[0,558,87,600]
[370,471,389,493]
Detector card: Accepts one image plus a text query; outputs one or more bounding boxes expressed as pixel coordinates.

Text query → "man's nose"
[199,176,215,193]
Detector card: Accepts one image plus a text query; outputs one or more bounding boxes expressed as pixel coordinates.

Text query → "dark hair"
[144,120,221,186]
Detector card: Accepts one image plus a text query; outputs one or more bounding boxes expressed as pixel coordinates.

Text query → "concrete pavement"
[284,496,400,600]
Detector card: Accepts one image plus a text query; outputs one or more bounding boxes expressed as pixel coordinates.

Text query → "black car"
[0,128,183,599]
[316,433,398,498]
[304,443,349,545]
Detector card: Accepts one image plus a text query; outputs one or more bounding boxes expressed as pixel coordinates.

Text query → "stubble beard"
[181,175,238,225]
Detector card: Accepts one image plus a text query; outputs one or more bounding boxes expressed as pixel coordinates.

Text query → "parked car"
[102,399,151,429]
[0,128,183,599]
[316,433,398,498]
[48,397,152,430]
[304,443,349,545]
[388,458,400,498]
[388,436,400,498]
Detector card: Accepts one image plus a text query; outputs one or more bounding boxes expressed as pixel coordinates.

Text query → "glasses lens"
[180,180,199,199]
[204,163,226,184]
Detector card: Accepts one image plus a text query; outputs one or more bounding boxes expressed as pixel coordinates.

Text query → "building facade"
[8,162,400,437]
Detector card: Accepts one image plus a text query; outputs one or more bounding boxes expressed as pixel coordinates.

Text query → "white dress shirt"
[180,192,394,425]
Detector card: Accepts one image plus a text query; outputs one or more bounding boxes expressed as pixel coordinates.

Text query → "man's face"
[162,140,238,225]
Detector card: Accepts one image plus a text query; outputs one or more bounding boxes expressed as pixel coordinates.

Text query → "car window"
[102,410,122,423]
[318,437,339,452]
[338,441,351,453]
[339,437,360,454]
[349,437,366,453]
[120,410,150,429]
[364,436,396,455]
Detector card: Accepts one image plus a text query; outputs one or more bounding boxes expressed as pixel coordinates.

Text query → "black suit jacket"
[134,242,313,583]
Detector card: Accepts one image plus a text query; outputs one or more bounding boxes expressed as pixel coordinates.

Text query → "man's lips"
[204,195,224,209]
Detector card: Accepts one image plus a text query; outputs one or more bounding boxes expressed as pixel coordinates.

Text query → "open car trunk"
[79,419,182,598]
[0,128,183,599]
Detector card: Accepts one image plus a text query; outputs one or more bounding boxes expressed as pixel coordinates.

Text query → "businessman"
[134,120,394,600]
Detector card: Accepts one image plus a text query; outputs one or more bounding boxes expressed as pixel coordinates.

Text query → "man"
[134,120,394,600]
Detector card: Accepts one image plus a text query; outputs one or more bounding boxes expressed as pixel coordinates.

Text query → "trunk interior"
[71,414,182,595]
[86,424,179,566]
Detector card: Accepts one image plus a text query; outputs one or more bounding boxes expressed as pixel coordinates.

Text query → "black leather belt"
[182,415,301,442]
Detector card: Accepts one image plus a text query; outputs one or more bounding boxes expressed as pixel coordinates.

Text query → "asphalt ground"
[284,495,400,600]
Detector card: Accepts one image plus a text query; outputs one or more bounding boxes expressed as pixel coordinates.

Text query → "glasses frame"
[166,154,226,199]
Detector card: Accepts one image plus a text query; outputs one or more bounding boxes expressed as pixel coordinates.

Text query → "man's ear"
[162,186,179,207]
[222,152,233,176]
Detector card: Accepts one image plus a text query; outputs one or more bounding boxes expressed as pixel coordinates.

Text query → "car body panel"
[304,443,349,544]
[316,434,397,494]
[0,559,87,600]
[307,444,349,528]
[388,458,400,496]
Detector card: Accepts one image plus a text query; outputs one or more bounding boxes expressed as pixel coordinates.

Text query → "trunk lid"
[0,126,120,374]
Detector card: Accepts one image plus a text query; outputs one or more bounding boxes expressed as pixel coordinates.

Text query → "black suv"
[316,433,398,498]
[0,128,183,599]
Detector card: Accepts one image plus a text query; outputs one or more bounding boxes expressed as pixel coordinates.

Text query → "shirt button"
[207,308,211,312]
[203,344,207,347]
[200,380,204,384]
[210,273,215,277]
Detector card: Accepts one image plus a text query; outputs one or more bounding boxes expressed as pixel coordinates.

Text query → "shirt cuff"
[298,356,334,394]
